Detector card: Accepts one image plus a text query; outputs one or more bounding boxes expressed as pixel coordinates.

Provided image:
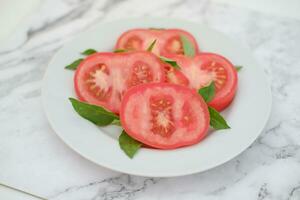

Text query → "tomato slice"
[164,53,238,111]
[74,51,165,113]
[115,28,199,56]
[120,83,210,149]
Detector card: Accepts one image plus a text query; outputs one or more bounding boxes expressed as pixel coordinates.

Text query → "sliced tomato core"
[128,61,153,86]
[165,36,184,55]
[201,60,228,91]
[84,63,112,101]
[124,36,143,50]
[150,95,175,137]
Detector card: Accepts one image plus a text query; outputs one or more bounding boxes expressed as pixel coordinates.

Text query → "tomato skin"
[120,83,210,149]
[74,51,166,113]
[163,53,238,111]
[115,28,200,56]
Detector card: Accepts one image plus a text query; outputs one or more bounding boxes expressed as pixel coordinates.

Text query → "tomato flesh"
[164,53,238,111]
[74,51,165,113]
[163,64,189,86]
[164,36,184,55]
[124,36,143,50]
[159,29,199,57]
[120,83,210,149]
[83,64,110,100]
[115,28,199,56]
[150,94,175,137]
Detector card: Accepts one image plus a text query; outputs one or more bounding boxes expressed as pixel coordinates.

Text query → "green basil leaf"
[208,106,230,130]
[160,56,181,70]
[69,98,119,126]
[114,49,128,53]
[111,119,122,126]
[65,58,83,70]
[198,81,215,102]
[235,65,243,72]
[119,131,142,158]
[81,49,97,55]
[146,39,157,52]
[180,35,195,57]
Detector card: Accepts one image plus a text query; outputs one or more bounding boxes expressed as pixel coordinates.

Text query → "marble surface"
[0,0,300,199]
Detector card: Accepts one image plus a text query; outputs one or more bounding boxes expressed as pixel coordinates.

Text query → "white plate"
[42,18,272,177]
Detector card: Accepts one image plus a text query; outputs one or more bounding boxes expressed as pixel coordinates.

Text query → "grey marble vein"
[51,175,159,200]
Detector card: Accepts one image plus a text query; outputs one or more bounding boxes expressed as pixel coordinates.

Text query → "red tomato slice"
[115,28,200,56]
[74,51,165,113]
[163,64,189,86]
[120,83,210,149]
[164,53,238,111]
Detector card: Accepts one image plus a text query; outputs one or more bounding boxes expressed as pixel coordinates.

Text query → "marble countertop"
[0,0,300,199]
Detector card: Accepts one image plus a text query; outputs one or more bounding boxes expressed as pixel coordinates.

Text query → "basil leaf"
[65,59,83,70]
[69,98,119,126]
[81,49,97,55]
[119,131,142,158]
[180,35,195,57]
[235,65,243,72]
[65,48,97,70]
[111,119,122,126]
[147,39,157,52]
[208,106,230,130]
[198,81,215,102]
[114,49,128,53]
[160,56,181,70]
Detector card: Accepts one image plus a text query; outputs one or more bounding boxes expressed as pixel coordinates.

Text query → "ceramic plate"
[42,18,272,177]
